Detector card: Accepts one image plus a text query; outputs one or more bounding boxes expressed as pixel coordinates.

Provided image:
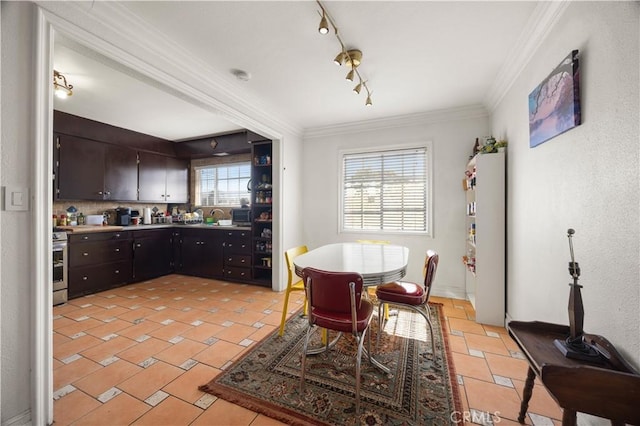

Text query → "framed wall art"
[528,50,581,148]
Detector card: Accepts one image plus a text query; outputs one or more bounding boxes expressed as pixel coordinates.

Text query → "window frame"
[193,161,251,207]
[338,142,433,237]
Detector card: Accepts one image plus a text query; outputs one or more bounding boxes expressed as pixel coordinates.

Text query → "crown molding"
[483,0,571,112]
[37,1,301,140]
[304,104,489,139]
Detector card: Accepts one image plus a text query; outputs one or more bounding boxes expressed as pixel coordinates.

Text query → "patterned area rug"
[199,303,461,425]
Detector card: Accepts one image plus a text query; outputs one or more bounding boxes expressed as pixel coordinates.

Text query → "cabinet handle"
[166,194,170,198]
[228,243,233,248]
[82,236,89,240]
[105,191,111,195]
[240,272,245,276]
[115,270,119,274]
[114,248,120,252]
[136,243,141,248]
[82,276,88,280]
[161,194,165,198]
[241,259,245,263]
[83,252,89,256]
[115,233,120,238]
[228,258,232,261]
[97,191,103,195]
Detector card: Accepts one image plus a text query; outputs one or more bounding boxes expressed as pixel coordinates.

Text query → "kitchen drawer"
[224,254,251,268]
[224,237,252,254]
[223,266,251,281]
[68,260,132,298]
[69,231,131,243]
[69,239,132,267]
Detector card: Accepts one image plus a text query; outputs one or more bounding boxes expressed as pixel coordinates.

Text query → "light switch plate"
[3,186,29,211]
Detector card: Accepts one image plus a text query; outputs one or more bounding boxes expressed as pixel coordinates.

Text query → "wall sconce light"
[53,70,73,99]
[316,0,373,107]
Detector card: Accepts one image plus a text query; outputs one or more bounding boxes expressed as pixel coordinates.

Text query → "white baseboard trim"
[431,287,467,301]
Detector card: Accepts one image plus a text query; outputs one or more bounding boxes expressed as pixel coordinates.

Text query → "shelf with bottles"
[254,238,272,255]
[462,255,476,276]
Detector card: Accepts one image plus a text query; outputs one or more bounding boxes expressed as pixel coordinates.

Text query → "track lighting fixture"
[318,10,329,35]
[53,70,73,98]
[315,0,373,107]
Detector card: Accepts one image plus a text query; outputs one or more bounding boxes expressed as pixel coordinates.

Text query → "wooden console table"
[508,321,640,426]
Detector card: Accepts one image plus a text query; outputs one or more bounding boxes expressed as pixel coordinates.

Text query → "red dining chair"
[300,267,374,415]
[376,250,439,352]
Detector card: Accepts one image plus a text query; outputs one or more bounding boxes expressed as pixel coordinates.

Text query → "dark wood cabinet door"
[57,134,105,200]
[104,144,138,201]
[165,157,189,203]
[133,229,173,281]
[138,151,168,202]
[180,230,205,276]
[201,232,224,278]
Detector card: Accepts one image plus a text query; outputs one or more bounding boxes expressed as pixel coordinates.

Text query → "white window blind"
[195,162,251,206]
[342,147,428,233]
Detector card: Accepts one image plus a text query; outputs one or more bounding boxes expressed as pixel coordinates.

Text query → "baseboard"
[2,409,31,426]
[431,287,467,301]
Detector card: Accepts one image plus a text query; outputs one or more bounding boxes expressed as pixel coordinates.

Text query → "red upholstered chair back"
[423,250,439,301]
[301,267,364,315]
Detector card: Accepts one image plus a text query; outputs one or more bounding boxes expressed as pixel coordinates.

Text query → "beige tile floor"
[53,274,563,425]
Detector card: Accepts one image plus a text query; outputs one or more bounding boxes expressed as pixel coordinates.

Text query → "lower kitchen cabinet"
[133,229,173,282]
[222,229,252,282]
[179,228,224,278]
[68,231,132,299]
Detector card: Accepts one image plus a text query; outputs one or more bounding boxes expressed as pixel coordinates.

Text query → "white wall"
[492,0,639,375]
[303,108,490,298]
[1,2,37,423]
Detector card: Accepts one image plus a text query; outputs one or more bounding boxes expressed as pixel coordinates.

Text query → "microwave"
[231,208,252,226]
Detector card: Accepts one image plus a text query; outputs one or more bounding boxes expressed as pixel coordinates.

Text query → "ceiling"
[53,1,541,142]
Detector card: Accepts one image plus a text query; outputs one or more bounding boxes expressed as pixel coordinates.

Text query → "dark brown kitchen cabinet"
[67,231,132,299]
[138,151,188,203]
[178,228,223,278]
[222,229,252,282]
[55,134,137,201]
[133,229,173,282]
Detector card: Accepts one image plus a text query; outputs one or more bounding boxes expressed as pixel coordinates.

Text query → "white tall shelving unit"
[463,152,505,326]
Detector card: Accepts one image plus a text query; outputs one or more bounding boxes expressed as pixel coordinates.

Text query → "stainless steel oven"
[52,231,68,305]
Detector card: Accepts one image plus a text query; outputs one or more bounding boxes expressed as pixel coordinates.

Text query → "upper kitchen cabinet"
[138,151,188,203]
[55,133,138,201]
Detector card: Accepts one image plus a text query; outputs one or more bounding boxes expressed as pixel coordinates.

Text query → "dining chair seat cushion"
[311,299,374,333]
[376,281,426,305]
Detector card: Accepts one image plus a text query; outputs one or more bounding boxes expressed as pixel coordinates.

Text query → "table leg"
[561,409,577,426]
[518,367,536,423]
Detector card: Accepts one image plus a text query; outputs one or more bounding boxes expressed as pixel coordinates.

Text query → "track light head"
[333,51,346,66]
[318,11,329,34]
[345,69,355,82]
[353,81,362,94]
[365,94,373,106]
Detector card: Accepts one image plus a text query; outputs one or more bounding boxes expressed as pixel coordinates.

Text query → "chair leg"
[415,305,435,353]
[300,325,314,391]
[376,302,386,351]
[355,328,368,416]
[278,289,293,337]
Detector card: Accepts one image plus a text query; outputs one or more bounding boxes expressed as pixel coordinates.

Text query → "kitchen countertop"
[57,223,251,234]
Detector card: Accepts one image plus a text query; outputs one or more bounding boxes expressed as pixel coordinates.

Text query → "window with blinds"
[341,146,430,233]
[194,162,251,206]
